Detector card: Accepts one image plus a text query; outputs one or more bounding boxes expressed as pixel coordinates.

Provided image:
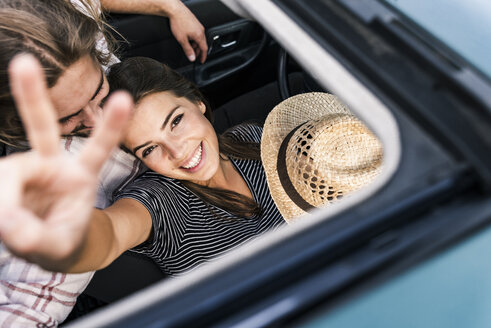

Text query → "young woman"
[103,57,286,275]
[66,57,284,276]
[0,56,285,277]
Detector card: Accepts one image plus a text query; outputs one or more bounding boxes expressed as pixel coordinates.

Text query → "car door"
[107,0,269,89]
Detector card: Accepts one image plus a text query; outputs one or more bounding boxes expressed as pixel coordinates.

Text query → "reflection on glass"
[384,0,491,79]
[297,224,491,328]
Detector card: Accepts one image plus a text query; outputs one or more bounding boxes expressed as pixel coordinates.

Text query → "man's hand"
[168,3,208,63]
[0,54,132,271]
[100,0,208,63]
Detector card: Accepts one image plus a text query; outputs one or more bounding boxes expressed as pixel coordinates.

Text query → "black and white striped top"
[115,124,286,276]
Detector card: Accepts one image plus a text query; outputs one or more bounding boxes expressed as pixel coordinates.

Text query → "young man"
[0,0,207,325]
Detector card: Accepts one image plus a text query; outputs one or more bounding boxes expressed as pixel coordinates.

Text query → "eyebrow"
[58,69,104,124]
[132,141,151,155]
[58,109,83,124]
[161,106,180,130]
[132,106,180,154]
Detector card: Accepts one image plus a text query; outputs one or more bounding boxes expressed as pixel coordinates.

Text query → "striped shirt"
[115,125,286,276]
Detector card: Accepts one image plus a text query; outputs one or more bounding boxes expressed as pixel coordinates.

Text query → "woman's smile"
[180,142,205,172]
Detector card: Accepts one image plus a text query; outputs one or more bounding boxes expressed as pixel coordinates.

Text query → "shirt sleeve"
[0,244,94,327]
[224,124,263,143]
[114,173,193,263]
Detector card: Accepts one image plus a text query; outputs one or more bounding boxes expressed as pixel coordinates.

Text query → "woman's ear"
[198,101,206,114]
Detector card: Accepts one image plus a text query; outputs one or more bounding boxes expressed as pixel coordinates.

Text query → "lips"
[181,143,203,169]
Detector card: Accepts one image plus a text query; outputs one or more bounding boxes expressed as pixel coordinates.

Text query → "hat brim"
[261,92,352,222]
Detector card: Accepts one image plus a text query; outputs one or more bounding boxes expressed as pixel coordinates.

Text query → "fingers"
[0,206,82,272]
[194,35,208,64]
[179,35,208,63]
[8,54,60,156]
[0,156,24,208]
[169,9,208,63]
[0,207,45,257]
[179,37,197,62]
[79,91,132,175]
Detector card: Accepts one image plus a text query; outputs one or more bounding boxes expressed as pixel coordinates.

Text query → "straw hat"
[261,92,383,223]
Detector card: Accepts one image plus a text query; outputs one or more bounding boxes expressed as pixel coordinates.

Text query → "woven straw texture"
[261,93,383,222]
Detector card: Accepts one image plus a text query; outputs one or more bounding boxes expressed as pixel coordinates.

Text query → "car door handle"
[220,40,237,48]
[209,32,240,55]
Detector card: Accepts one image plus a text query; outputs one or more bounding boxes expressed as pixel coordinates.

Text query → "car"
[65,0,491,326]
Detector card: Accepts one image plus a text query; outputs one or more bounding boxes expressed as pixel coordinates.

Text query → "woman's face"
[123,91,220,183]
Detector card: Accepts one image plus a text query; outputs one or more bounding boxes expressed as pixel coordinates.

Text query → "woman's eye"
[171,114,183,129]
[142,145,157,158]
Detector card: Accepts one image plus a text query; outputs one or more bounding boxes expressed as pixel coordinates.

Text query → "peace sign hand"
[0,54,132,271]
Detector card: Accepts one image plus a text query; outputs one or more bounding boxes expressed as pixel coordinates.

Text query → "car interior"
[9,0,489,326]
[64,0,323,322]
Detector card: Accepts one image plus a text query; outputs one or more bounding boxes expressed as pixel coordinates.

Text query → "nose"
[80,102,103,128]
[161,137,186,161]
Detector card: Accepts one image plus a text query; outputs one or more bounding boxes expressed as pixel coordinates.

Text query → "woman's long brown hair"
[180,130,262,218]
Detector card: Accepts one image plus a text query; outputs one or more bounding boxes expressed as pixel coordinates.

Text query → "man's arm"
[101,0,208,63]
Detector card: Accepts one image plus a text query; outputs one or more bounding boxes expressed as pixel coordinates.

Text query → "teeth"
[183,144,202,169]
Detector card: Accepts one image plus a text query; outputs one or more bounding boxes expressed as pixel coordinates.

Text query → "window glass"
[384,0,491,79]
[297,224,491,328]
